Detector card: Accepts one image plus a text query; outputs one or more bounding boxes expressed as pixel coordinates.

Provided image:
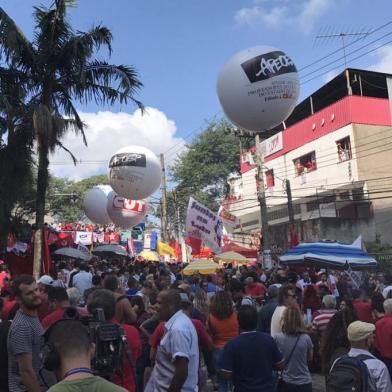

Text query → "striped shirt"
[7,309,44,392]
[311,309,337,335]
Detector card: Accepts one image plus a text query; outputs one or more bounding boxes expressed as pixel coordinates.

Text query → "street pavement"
[206,373,326,391]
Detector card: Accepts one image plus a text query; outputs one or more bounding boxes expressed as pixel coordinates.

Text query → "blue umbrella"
[280,240,377,270]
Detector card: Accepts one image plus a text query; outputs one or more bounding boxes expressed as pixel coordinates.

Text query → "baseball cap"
[37,275,54,286]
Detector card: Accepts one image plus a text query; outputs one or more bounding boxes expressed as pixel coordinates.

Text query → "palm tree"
[0,0,143,230]
[0,66,34,249]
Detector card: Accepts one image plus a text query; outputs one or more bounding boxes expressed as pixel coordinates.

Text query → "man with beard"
[7,275,44,392]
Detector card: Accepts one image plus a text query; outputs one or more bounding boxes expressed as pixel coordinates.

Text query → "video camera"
[78,308,133,380]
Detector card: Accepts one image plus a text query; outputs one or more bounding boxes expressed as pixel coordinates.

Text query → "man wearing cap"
[340,320,392,391]
[37,274,54,321]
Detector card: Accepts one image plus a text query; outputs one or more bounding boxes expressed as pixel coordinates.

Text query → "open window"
[336,136,352,162]
[265,169,275,188]
[293,151,317,176]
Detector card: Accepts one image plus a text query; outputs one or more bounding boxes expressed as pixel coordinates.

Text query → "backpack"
[326,354,374,392]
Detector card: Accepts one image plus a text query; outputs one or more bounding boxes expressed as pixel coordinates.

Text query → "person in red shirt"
[352,289,373,324]
[1,285,18,321]
[375,299,392,376]
[244,277,265,304]
[42,287,72,329]
[87,288,141,392]
[0,264,10,289]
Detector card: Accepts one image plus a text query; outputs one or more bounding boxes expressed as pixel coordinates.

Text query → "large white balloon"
[106,191,148,229]
[217,46,300,132]
[107,145,161,199]
[83,185,112,225]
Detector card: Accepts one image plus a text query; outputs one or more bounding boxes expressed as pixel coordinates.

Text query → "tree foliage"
[163,119,253,233]
[0,0,143,234]
[46,174,108,223]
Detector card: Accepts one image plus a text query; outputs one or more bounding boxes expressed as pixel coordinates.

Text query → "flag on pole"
[185,197,223,253]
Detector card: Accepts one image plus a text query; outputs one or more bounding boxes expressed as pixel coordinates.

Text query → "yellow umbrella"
[214,251,251,264]
[182,259,221,276]
[139,250,161,262]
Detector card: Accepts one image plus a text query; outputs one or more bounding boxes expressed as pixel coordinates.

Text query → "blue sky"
[2,0,392,180]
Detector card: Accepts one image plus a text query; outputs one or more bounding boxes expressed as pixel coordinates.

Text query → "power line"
[301,38,392,85]
[233,132,392,186]
[298,21,392,72]
[300,29,392,80]
[227,194,392,214]
[226,124,392,185]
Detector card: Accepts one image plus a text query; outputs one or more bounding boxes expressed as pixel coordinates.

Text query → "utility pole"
[160,153,168,243]
[254,134,271,269]
[173,191,182,241]
[286,179,295,227]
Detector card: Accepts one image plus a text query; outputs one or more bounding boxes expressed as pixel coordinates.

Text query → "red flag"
[185,237,201,255]
[169,238,182,262]
[47,232,58,246]
[109,232,120,244]
[55,232,74,248]
[290,229,299,248]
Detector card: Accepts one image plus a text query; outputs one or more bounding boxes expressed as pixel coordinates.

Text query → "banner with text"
[218,205,239,229]
[185,197,223,253]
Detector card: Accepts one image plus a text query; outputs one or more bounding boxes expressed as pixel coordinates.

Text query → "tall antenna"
[315,26,371,69]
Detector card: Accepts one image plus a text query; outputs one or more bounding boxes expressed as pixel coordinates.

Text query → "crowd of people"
[0,258,391,392]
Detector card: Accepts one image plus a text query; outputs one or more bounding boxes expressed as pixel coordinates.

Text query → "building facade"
[224,69,392,249]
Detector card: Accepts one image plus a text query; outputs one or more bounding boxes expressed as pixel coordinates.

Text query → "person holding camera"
[45,319,126,392]
[87,289,142,392]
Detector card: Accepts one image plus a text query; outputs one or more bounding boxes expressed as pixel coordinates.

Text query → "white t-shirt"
[270,306,286,338]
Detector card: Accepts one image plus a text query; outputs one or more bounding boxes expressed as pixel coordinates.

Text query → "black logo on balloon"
[109,153,146,168]
[241,51,297,83]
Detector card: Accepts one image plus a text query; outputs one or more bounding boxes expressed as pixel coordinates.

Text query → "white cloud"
[49,107,185,180]
[369,45,392,73]
[298,0,334,33]
[235,0,336,33]
[234,4,289,30]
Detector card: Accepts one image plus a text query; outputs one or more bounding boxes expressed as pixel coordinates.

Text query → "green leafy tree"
[163,119,253,233]
[0,66,34,248]
[0,0,143,232]
[47,174,108,223]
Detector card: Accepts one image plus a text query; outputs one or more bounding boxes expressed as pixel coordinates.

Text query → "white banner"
[74,231,93,246]
[218,205,239,228]
[261,131,283,158]
[185,197,223,253]
[93,232,105,243]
